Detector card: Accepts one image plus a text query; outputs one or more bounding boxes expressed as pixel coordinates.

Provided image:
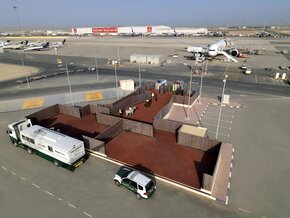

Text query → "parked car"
[241,64,247,70]
[114,166,156,199]
[244,68,252,75]
[88,66,96,71]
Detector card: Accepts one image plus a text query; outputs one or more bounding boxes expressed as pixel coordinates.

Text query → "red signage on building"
[147,26,152,32]
[92,27,118,33]
[72,28,77,33]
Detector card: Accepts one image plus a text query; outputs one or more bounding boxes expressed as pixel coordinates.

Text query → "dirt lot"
[0,63,39,82]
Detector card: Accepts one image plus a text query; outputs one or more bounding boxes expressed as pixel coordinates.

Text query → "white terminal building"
[71,25,208,36]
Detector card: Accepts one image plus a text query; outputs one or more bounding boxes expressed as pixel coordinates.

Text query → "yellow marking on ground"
[85,91,103,101]
[22,98,44,109]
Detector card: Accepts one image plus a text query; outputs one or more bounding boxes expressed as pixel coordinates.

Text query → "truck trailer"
[6,119,86,170]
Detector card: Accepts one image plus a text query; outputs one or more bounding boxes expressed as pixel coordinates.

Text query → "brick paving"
[106,130,219,189]
[37,114,110,139]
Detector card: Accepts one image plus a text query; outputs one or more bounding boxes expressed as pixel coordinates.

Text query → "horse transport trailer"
[6,119,86,170]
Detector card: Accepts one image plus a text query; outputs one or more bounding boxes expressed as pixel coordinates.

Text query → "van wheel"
[27,148,33,154]
[13,141,18,146]
[53,160,59,167]
[114,180,120,186]
[136,193,141,200]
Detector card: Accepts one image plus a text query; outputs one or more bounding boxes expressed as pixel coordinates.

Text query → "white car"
[245,68,252,75]
[114,166,156,199]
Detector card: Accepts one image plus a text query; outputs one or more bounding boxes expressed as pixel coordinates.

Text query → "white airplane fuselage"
[187,39,238,63]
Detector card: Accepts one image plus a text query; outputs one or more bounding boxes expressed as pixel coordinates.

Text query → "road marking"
[20,177,26,181]
[200,122,230,129]
[32,183,40,189]
[238,207,251,213]
[205,111,234,118]
[11,171,17,176]
[208,131,229,137]
[228,182,231,189]
[1,166,7,171]
[203,117,232,123]
[255,72,257,83]
[58,198,63,201]
[83,212,93,217]
[22,98,44,109]
[45,191,54,196]
[68,203,76,209]
[229,172,232,178]
[225,196,229,205]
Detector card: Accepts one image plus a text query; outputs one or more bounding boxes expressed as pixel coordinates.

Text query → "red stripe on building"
[92,27,118,33]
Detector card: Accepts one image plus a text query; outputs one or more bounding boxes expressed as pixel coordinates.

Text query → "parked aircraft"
[165,28,185,37]
[50,39,66,48]
[2,40,28,49]
[186,39,239,63]
[26,40,46,47]
[257,24,271,37]
[23,42,49,52]
[0,40,10,47]
[131,28,142,37]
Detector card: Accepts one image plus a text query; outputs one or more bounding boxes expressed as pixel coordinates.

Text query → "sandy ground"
[0,63,39,81]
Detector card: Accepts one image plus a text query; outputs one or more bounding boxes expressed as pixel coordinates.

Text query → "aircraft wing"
[218,51,238,63]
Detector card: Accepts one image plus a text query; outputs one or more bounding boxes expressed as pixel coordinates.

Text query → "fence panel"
[96,120,123,143]
[27,104,60,122]
[96,113,121,126]
[82,135,105,154]
[123,119,154,137]
[59,104,81,118]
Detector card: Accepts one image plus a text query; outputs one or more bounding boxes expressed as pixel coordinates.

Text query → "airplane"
[186,39,239,63]
[26,40,46,47]
[131,28,142,37]
[164,28,185,37]
[23,42,49,52]
[0,40,10,47]
[2,40,28,49]
[257,23,271,37]
[50,39,66,48]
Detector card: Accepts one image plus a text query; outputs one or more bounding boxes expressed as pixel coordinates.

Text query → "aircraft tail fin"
[43,42,49,49]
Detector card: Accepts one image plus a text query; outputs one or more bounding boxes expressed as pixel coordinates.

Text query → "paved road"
[0,53,289,101]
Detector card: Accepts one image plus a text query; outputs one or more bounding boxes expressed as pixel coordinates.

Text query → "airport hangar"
[71,25,208,36]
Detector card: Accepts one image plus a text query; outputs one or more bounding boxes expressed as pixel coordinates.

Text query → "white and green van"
[114,166,156,199]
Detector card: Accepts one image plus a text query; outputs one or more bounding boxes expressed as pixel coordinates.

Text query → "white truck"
[6,119,86,170]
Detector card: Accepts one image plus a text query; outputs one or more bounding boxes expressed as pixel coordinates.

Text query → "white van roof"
[21,125,83,152]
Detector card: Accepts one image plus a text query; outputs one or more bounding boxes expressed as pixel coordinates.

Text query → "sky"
[0,0,289,30]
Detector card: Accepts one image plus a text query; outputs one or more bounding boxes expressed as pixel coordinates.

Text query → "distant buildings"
[71,25,208,36]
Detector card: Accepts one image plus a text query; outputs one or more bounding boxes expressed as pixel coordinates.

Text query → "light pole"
[95,54,99,82]
[183,63,193,120]
[199,60,205,103]
[114,64,119,98]
[18,53,30,88]
[138,64,141,87]
[216,74,228,139]
[66,63,74,106]
[12,6,23,39]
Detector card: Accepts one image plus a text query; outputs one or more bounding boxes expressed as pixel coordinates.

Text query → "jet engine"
[229,49,239,57]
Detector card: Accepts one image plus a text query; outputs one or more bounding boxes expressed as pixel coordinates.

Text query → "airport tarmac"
[1,37,289,92]
[0,36,290,217]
